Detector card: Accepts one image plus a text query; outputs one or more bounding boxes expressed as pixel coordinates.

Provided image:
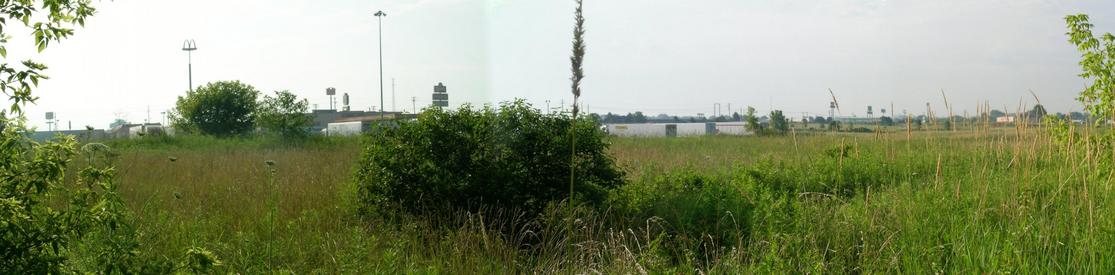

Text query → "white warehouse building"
[604,122,753,137]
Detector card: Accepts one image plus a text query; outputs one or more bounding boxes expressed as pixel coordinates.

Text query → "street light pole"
[182,39,197,91]
[374,10,386,119]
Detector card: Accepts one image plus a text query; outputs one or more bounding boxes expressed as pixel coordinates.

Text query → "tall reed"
[567,0,586,268]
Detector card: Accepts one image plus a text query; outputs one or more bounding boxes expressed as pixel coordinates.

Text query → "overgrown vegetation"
[353,100,624,218]
[88,129,1114,273]
[1065,14,1115,120]
[5,2,1114,273]
[1,1,219,273]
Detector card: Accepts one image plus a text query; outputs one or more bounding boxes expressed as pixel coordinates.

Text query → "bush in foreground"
[353,100,624,217]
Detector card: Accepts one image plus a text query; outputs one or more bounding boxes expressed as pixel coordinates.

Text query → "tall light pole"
[374,10,386,119]
[182,39,197,91]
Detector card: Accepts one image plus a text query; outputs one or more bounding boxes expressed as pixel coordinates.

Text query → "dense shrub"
[353,100,624,217]
[611,171,753,254]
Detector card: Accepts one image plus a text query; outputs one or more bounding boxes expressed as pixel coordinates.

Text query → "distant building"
[326,121,372,136]
[109,123,169,139]
[309,109,418,135]
[996,116,1015,123]
[432,82,448,108]
[26,129,107,142]
[605,122,753,137]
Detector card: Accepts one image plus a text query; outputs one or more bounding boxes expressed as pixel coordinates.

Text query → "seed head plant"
[568,0,586,266]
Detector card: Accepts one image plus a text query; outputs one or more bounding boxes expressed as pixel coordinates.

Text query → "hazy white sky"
[9,0,1115,129]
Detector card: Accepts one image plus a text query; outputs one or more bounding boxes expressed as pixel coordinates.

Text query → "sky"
[6,0,1115,130]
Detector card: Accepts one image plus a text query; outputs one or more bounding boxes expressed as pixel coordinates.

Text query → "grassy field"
[78,128,1114,273]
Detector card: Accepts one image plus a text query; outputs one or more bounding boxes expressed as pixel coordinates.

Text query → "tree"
[630,111,647,123]
[109,118,128,129]
[769,110,789,135]
[257,90,311,139]
[879,116,894,126]
[1028,104,1048,121]
[989,110,1006,120]
[1069,111,1087,121]
[172,81,260,137]
[1066,14,1115,120]
[0,1,103,272]
[744,106,762,135]
[813,116,828,128]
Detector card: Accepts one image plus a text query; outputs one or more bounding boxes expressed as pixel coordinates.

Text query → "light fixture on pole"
[374,10,386,119]
[182,39,198,92]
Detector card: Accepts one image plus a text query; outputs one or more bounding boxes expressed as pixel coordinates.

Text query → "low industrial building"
[324,121,372,136]
[604,122,753,137]
[110,123,171,139]
[26,129,107,142]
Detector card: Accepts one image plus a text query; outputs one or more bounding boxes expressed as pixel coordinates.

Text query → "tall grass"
[65,125,1114,273]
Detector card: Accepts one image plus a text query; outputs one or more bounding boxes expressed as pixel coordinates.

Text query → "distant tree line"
[584,103,1094,130]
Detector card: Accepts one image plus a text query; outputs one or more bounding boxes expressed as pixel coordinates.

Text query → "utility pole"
[411,96,416,114]
[374,10,387,119]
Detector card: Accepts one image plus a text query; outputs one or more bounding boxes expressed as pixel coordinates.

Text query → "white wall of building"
[605,122,752,137]
[606,123,667,137]
[714,123,751,135]
[326,121,369,136]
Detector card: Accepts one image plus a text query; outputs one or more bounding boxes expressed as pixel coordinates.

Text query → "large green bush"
[353,100,624,217]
